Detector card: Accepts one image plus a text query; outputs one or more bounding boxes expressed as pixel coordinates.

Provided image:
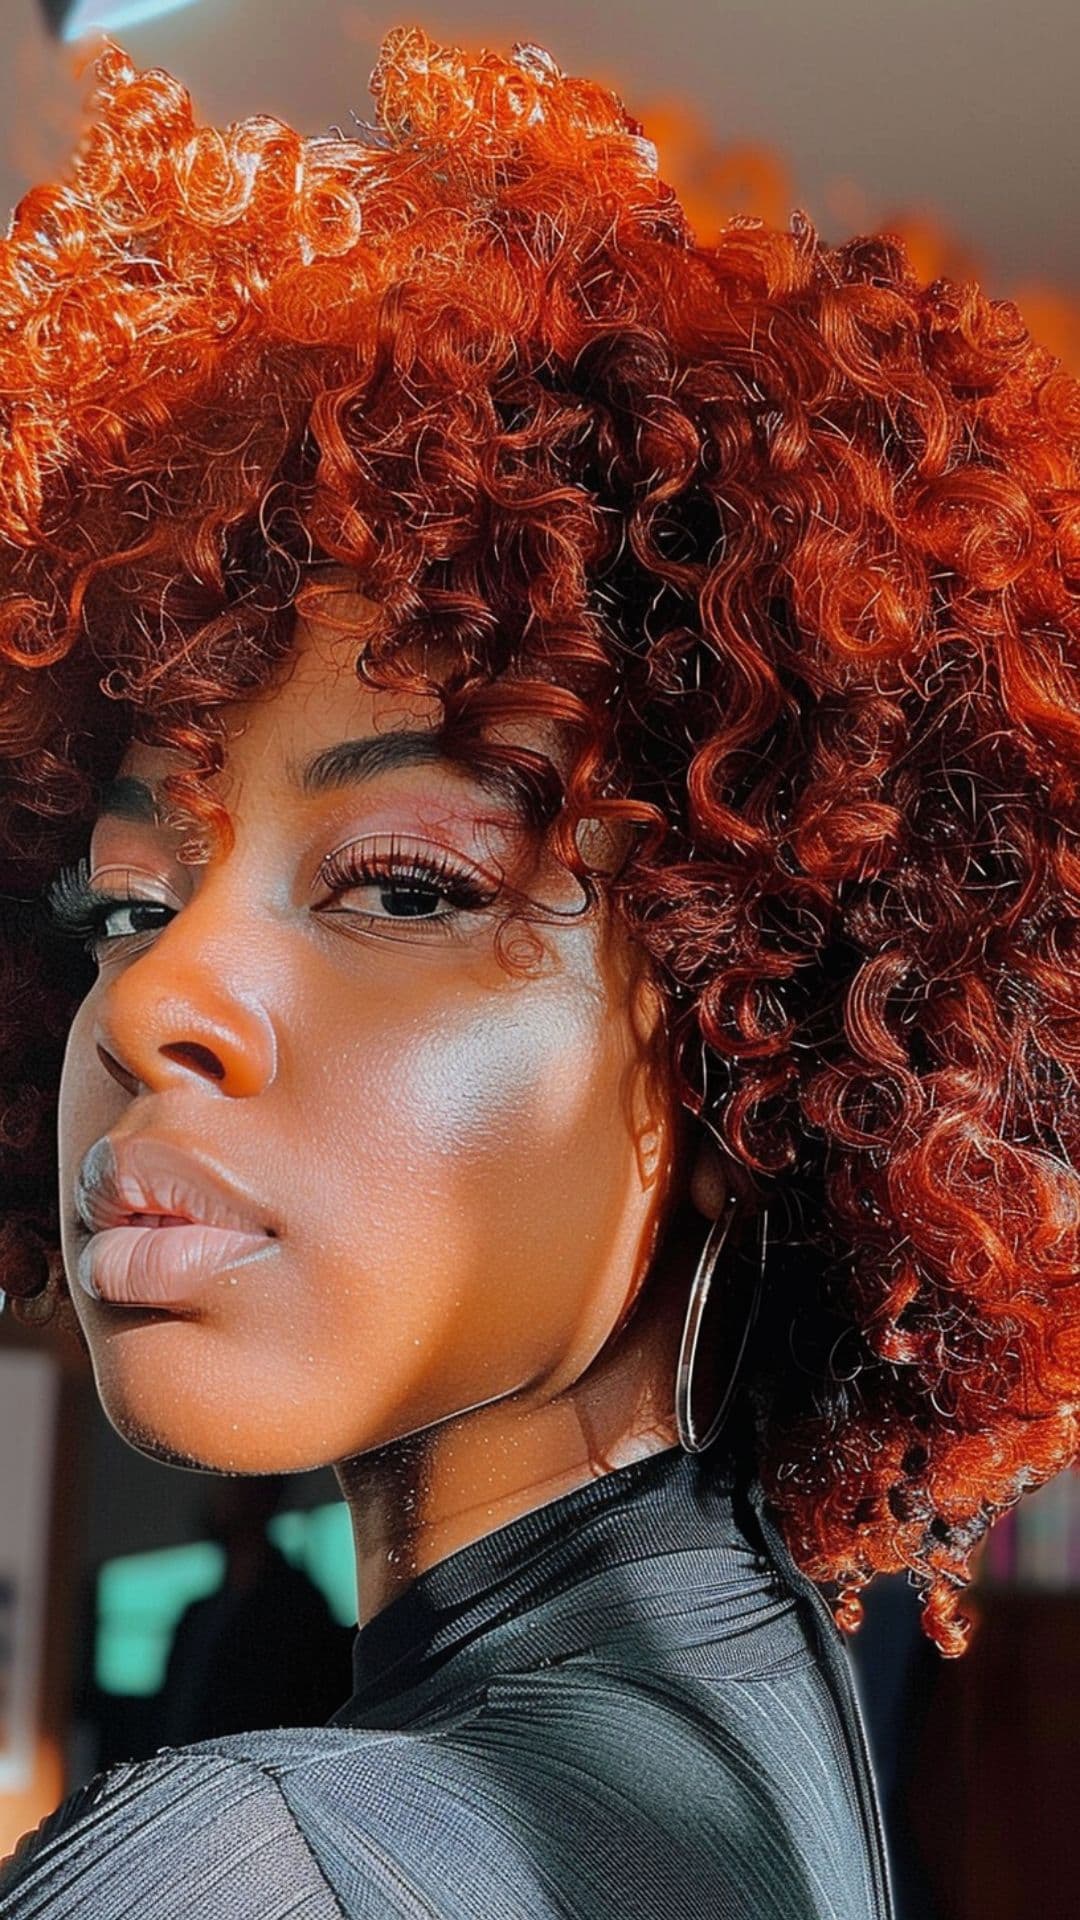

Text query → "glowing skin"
[57,580,725,1622]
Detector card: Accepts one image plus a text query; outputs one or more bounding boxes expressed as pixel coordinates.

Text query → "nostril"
[161,1042,226,1081]
[96,1043,141,1096]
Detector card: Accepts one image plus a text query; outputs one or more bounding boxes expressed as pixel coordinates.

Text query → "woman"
[2,24,1078,1916]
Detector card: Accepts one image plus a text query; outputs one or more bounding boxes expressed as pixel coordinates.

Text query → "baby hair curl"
[3,25,1080,1657]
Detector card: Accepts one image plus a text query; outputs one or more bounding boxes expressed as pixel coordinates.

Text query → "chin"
[89,1344,331,1475]
[104,1413,216,1473]
[103,1400,334,1474]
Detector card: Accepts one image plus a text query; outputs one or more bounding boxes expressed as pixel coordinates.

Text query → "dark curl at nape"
[3,25,1080,1657]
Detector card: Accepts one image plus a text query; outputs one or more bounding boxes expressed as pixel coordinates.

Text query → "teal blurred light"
[267,1500,358,1629]
[95,1502,357,1696]
[95,1540,225,1696]
[39,0,203,44]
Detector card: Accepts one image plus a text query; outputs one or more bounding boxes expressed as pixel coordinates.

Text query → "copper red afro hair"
[3,26,1080,1657]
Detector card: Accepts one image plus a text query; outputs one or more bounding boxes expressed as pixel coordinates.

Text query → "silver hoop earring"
[675,1193,768,1453]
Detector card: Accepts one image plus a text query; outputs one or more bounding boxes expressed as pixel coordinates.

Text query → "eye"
[316,834,501,927]
[41,836,502,958]
[42,860,175,956]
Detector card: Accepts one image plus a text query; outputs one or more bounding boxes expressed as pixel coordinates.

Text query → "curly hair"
[2,26,1080,1659]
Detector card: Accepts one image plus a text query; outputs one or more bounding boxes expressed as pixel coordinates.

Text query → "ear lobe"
[573,814,635,877]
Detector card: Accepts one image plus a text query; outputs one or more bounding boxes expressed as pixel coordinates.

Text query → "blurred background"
[2,3,1080,1917]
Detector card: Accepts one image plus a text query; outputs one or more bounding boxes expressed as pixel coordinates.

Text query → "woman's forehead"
[112,568,572,791]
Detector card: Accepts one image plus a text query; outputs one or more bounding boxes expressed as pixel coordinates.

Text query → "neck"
[334,1228,694,1626]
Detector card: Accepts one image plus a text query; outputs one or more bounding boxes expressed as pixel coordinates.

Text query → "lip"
[77,1222,278,1309]
[75,1133,278,1238]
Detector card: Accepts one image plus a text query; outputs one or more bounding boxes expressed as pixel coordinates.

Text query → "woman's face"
[56,586,682,1473]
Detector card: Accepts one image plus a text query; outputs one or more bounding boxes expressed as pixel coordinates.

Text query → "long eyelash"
[318,835,500,911]
[40,839,500,955]
[42,857,138,951]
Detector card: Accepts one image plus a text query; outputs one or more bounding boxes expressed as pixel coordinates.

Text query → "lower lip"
[77,1223,277,1308]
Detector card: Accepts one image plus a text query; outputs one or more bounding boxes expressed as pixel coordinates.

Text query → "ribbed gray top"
[1,1443,894,1918]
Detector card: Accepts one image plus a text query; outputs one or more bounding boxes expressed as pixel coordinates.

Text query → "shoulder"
[451,1664,873,1919]
[0,1740,345,1918]
[259,1673,878,1920]
[297,1671,877,1920]
[0,1723,571,1920]
[0,1689,878,1920]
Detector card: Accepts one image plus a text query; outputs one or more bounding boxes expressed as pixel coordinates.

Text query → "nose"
[92,896,278,1100]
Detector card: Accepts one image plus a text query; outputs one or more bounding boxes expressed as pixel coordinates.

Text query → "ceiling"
[1,0,1075,304]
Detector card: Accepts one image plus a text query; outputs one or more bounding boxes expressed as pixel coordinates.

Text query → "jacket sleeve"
[0,1747,344,1919]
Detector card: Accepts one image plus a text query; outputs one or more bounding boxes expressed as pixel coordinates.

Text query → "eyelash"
[42,835,501,957]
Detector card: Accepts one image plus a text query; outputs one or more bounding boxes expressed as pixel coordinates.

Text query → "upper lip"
[75,1134,277,1237]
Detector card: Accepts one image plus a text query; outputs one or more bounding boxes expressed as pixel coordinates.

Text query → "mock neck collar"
[326,1440,797,1732]
[322,1437,896,1920]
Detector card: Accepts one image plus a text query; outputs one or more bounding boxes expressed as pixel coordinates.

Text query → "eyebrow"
[94,730,531,825]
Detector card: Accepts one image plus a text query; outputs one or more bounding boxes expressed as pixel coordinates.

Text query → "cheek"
[58,996,103,1134]
[287,958,655,1382]
[301,973,633,1246]
[399,993,624,1206]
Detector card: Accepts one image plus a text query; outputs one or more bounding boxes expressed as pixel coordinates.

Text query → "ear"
[688,1125,729,1222]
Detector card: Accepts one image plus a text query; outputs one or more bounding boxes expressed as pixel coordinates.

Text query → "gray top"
[0,1442,895,1918]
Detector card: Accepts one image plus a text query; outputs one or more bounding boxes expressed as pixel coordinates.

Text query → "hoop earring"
[675,1192,768,1454]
